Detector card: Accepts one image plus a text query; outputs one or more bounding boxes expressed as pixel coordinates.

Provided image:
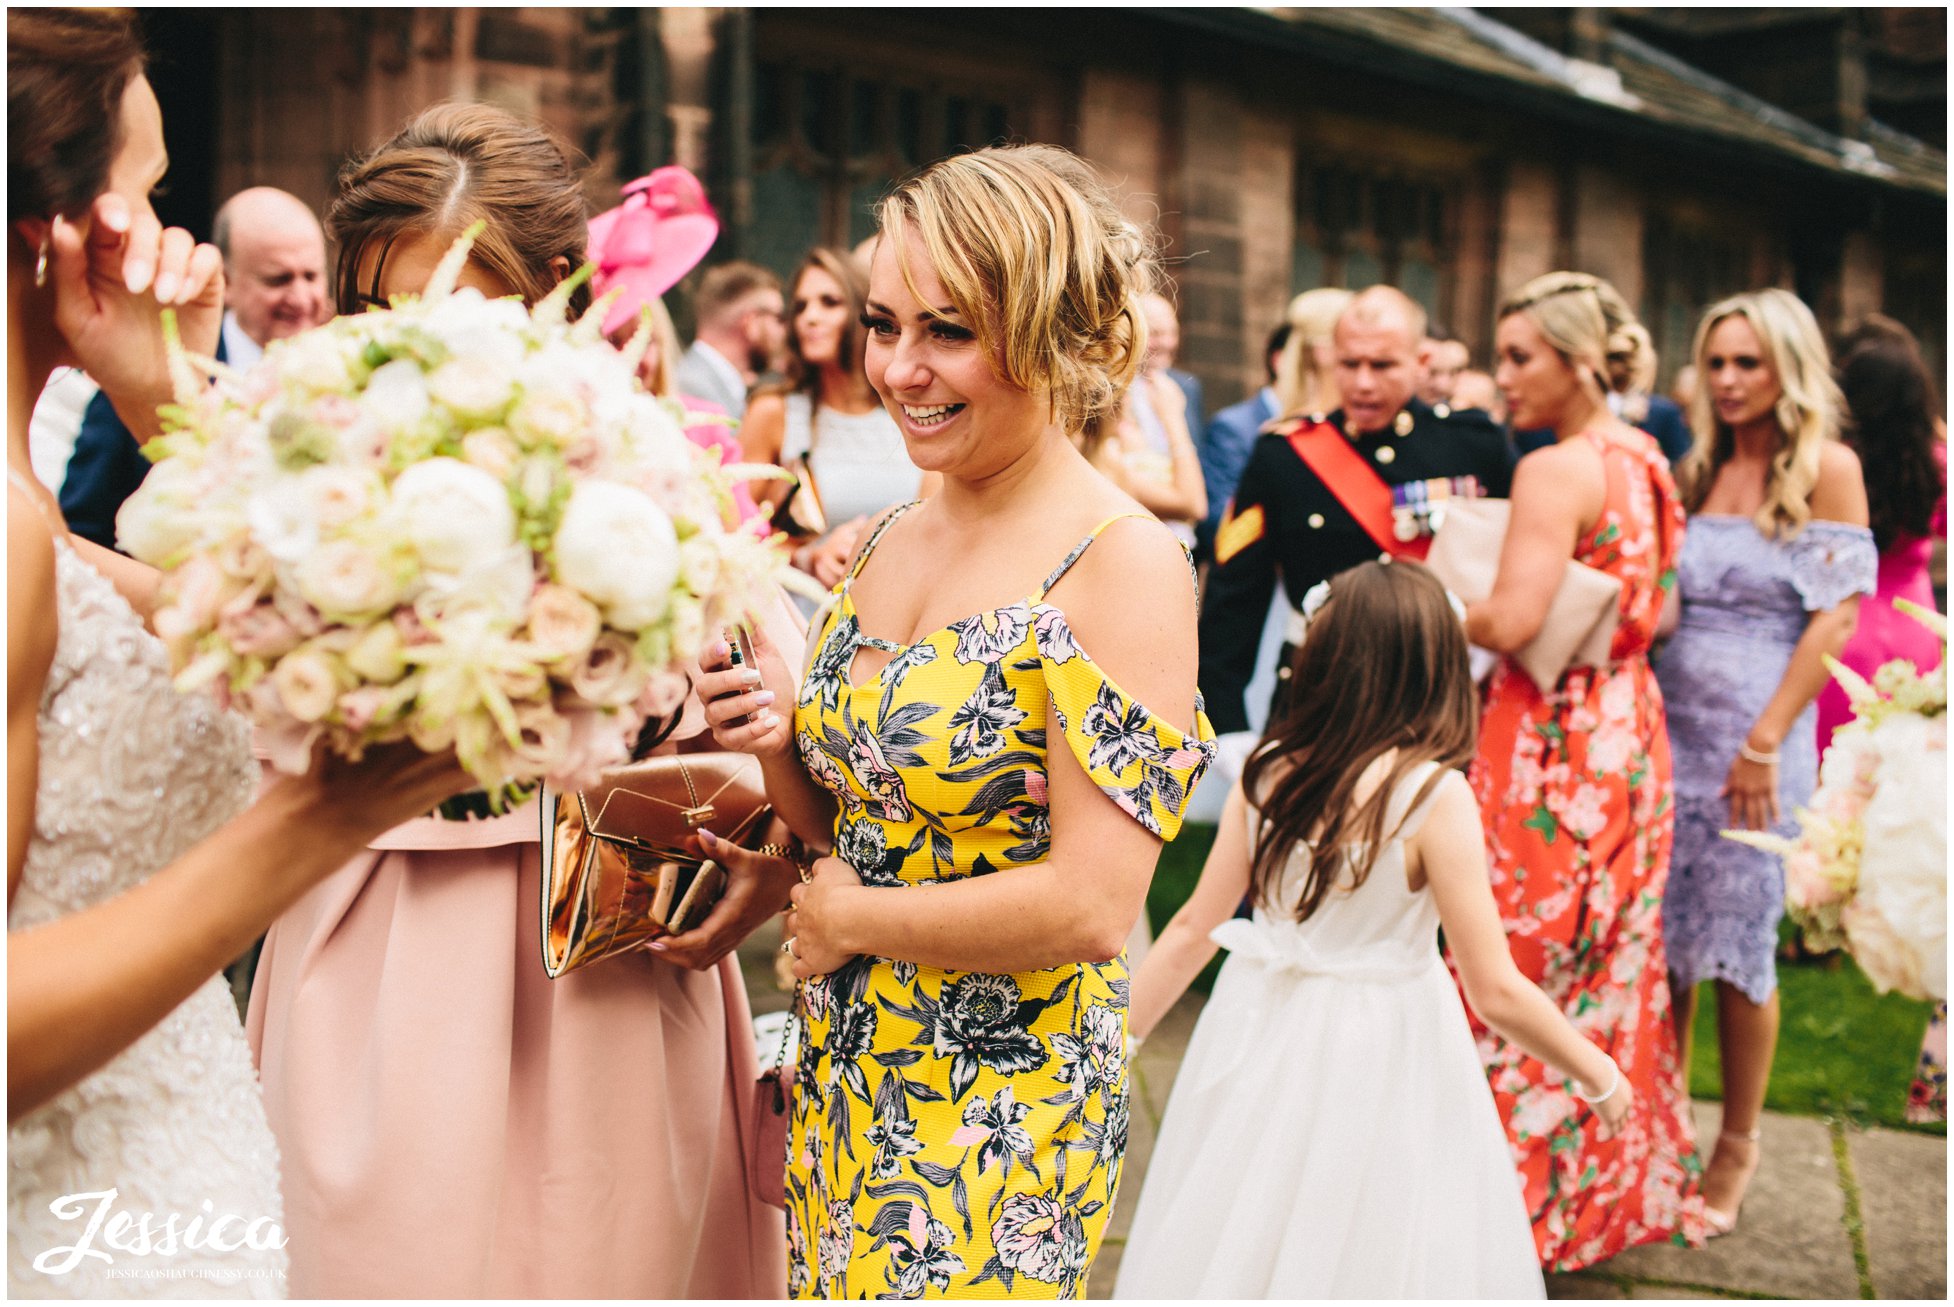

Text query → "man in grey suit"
[675,261,786,420]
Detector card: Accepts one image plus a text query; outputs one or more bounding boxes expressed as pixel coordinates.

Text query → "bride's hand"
[48,194,224,429]
[276,740,473,847]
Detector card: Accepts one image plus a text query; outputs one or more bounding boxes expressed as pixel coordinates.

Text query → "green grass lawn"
[1148,823,1942,1133]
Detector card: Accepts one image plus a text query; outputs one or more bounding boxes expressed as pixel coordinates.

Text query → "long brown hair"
[330,101,590,315]
[1241,560,1477,920]
[771,246,871,402]
[8,7,146,224]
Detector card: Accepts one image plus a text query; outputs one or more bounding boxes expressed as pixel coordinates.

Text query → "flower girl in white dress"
[1113,561,1631,1299]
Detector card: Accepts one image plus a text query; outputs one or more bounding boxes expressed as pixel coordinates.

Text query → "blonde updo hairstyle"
[875,144,1155,447]
[1498,272,1654,419]
[1273,287,1355,417]
[1677,288,1841,540]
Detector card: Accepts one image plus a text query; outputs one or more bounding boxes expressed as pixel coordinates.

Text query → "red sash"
[1280,418,1431,562]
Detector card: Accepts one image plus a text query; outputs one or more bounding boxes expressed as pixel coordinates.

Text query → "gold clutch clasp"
[681,804,715,828]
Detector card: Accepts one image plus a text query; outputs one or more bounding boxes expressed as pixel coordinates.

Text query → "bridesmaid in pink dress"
[245,107,794,1298]
[1816,329,1948,751]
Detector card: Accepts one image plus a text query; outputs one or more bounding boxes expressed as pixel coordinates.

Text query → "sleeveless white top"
[780,392,921,527]
[8,482,287,1298]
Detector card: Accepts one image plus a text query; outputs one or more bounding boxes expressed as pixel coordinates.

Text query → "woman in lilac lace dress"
[1655,290,1875,1237]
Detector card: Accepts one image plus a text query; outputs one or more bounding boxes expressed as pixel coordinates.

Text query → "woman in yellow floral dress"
[699,145,1214,1299]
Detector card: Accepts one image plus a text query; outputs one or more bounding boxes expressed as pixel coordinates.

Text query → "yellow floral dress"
[787,505,1216,1299]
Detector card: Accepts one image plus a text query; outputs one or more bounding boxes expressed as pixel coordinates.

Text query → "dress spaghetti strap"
[1031,512,1153,602]
[845,500,921,584]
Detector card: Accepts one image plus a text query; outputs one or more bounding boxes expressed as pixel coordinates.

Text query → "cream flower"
[552,481,680,630]
[570,633,649,708]
[272,648,344,723]
[525,584,602,662]
[388,457,517,575]
[429,356,516,423]
[294,540,402,623]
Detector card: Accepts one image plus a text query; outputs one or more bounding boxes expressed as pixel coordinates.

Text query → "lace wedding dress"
[8,507,288,1298]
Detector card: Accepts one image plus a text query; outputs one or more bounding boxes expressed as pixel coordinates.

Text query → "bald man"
[1198,286,1514,732]
[62,187,329,549]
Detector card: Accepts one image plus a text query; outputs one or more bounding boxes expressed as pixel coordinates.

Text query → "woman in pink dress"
[1816,326,1947,752]
[245,104,794,1298]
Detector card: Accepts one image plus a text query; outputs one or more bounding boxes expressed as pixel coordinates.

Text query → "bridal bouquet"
[1726,601,1946,1001]
[119,225,785,799]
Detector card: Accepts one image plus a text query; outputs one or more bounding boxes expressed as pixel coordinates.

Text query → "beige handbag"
[1426,497,1622,690]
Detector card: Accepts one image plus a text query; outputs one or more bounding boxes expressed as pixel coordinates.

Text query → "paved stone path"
[739,933,1945,1299]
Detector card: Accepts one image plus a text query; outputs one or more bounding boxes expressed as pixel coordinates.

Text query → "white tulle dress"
[1112,763,1544,1300]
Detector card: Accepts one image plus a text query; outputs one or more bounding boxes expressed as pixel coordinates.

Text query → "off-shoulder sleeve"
[1033,605,1218,841]
[1788,523,1878,612]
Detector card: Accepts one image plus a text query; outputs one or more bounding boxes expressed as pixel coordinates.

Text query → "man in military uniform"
[1199,286,1514,733]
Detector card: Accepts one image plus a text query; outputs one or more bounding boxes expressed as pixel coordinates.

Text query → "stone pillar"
[1495,159,1560,300]
[661,7,720,175]
[1172,79,1250,411]
[1237,106,1295,397]
[1840,229,1884,327]
[1572,165,1644,309]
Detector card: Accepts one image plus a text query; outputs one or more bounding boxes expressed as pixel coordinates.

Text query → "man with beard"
[1199,286,1514,733]
[676,260,787,420]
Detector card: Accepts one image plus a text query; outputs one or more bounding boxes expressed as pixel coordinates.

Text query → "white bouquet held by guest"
[1726,600,1947,1001]
[120,223,785,798]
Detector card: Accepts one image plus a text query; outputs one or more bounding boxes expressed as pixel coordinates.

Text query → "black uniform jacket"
[1197,398,1514,733]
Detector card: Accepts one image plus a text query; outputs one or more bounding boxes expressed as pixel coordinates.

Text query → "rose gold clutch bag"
[538,753,771,978]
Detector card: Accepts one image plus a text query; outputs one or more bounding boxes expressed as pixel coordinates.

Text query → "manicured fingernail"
[100,206,128,234]
[756,711,777,728]
[752,690,776,707]
[125,260,152,294]
[740,668,762,686]
[711,639,729,661]
[647,941,667,952]
[153,272,179,302]
[699,829,719,847]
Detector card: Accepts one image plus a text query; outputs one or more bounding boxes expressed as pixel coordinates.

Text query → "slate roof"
[1153,7,1945,197]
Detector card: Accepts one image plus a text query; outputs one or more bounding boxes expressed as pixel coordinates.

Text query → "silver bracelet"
[1573,1058,1621,1105]
[1738,742,1780,766]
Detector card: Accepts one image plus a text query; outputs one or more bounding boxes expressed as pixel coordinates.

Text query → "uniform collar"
[1333,397,1430,441]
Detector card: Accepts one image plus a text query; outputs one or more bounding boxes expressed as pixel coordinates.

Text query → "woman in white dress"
[740,247,924,592]
[1115,561,1629,1299]
[7,12,465,1297]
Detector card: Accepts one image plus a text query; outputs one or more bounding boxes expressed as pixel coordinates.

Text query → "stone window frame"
[1289,154,1462,326]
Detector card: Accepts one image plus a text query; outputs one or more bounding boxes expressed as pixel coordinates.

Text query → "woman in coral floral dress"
[1463,274,1703,1270]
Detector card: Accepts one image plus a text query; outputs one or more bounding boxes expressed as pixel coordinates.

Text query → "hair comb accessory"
[588,167,721,337]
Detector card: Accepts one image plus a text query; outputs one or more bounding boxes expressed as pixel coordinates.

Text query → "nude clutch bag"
[1426,497,1622,691]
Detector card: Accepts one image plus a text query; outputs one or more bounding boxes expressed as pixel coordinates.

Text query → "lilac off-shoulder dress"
[1654,516,1877,1002]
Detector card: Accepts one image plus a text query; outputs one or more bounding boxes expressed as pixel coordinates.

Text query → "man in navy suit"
[1194,322,1290,561]
[61,187,328,548]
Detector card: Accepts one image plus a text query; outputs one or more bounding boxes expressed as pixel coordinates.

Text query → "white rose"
[245,475,322,567]
[278,329,355,394]
[679,538,722,596]
[117,458,203,564]
[294,540,402,622]
[1854,714,1947,1000]
[552,482,680,630]
[272,649,344,724]
[361,358,432,436]
[461,429,521,481]
[423,290,530,372]
[388,457,516,575]
[666,595,707,662]
[429,357,516,422]
[509,385,588,451]
[297,464,379,533]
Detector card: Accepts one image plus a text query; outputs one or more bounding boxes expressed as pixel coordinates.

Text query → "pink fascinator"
[588,166,720,336]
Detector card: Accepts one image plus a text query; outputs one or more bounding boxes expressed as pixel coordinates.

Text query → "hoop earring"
[34,230,50,288]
